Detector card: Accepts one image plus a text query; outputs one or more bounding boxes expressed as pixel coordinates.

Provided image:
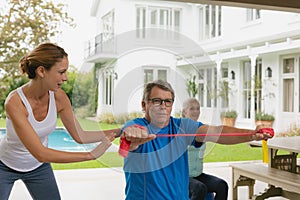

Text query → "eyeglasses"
[148,98,174,107]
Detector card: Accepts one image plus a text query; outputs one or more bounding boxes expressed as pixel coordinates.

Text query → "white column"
[216,55,222,111]
[249,54,258,127]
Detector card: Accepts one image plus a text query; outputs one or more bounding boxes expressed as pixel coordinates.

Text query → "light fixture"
[113,72,118,80]
[231,70,235,80]
[265,67,272,78]
[104,70,118,80]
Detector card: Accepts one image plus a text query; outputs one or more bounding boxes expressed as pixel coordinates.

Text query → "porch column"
[216,55,222,112]
[249,55,257,127]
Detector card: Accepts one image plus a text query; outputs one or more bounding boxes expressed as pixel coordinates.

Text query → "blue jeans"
[189,173,228,200]
[0,160,61,200]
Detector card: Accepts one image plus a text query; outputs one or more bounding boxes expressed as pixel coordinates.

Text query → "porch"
[9,161,286,200]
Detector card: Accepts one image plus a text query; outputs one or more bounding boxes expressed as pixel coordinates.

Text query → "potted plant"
[221,110,237,126]
[255,112,275,127]
[186,75,198,98]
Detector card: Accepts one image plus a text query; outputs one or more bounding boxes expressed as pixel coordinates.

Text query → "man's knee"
[218,179,229,191]
[189,179,207,198]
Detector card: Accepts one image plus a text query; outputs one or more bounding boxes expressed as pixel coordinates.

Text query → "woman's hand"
[104,131,117,142]
[90,137,112,159]
[98,129,118,142]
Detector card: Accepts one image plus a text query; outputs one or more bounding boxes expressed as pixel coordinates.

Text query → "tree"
[61,65,78,104]
[0,0,74,78]
[0,0,74,116]
[71,68,98,118]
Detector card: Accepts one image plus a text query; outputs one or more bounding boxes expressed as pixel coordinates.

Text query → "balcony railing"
[84,29,193,59]
[84,32,116,58]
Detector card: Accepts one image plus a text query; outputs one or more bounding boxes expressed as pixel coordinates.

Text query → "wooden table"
[249,136,300,173]
[231,163,300,200]
[246,136,300,199]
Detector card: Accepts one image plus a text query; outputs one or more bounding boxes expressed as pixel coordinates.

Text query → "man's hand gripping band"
[118,126,274,158]
[118,125,153,158]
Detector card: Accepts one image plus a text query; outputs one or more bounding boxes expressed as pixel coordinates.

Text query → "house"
[84,0,300,133]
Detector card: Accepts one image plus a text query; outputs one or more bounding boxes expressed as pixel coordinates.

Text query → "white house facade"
[84,0,300,133]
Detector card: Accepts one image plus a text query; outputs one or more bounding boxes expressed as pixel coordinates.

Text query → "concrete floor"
[9,161,287,200]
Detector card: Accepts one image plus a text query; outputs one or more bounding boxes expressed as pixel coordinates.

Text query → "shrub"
[114,113,129,124]
[277,124,300,137]
[255,112,275,121]
[220,110,237,118]
[98,112,144,124]
[128,112,144,119]
[74,105,95,118]
[98,113,115,124]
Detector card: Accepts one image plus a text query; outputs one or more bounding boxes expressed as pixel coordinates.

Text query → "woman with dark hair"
[0,43,117,199]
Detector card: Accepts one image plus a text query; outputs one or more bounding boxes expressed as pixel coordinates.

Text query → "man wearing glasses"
[120,79,273,200]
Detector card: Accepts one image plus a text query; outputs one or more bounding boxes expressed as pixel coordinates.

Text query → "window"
[246,8,261,22]
[242,59,262,119]
[206,69,213,107]
[221,66,228,79]
[199,5,222,40]
[158,70,167,80]
[136,5,181,38]
[283,78,294,112]
[102,10,115,41]
[197,68,217,108]
[198,69,204,107]
[242,61,251,119]
[255,59,262,113]
[282,57,296,112]
[143,67,168,84]
[220,63,229,108]
[104,73,114,105]
[144,69,154,84]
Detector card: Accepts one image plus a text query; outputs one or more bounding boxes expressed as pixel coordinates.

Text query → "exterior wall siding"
[87,0,300,133]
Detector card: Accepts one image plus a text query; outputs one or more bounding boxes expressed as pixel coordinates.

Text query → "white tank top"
[0,87,57,172]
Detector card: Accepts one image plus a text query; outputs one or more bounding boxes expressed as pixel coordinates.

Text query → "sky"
[58,0,97,70]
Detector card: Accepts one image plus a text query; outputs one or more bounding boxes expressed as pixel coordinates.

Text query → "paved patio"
[9,161,288,200]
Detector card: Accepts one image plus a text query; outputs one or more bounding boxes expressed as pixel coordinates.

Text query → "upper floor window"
[136,5,181,38]
[199,5,222,40]
[102,10,115,41]
[246,9,260,22]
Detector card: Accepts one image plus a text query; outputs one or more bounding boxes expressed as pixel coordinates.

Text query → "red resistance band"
[118,127,274,158]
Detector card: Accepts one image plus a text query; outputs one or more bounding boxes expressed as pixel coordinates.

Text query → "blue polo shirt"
[122,117,203,200]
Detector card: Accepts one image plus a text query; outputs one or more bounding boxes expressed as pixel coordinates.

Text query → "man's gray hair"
[142,80,175,101]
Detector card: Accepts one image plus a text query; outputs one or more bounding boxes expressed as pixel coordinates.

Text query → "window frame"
[246,8,261,22]
[136,5,182,38]
[143,66,169,84]
[199,4,222,40]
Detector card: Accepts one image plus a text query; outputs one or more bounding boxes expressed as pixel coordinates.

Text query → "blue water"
[0,128,98,152]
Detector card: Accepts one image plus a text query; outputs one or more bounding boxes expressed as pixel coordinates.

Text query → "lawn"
[51,142,263,170]
[0,118,264,170]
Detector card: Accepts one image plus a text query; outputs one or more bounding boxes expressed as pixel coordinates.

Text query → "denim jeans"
[0,160,61,200]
